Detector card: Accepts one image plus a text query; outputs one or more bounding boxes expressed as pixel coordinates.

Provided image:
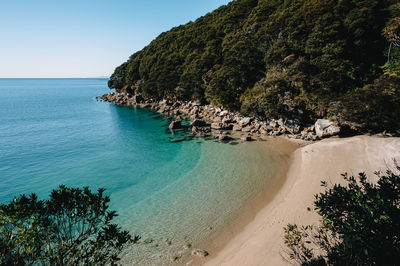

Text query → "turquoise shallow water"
[0,78,285,264]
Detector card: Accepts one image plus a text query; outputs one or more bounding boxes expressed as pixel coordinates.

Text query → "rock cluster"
[100,92,341,141]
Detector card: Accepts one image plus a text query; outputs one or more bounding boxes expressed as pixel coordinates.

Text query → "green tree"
[283,163,400,265]
[0,185,139,265]
[108,0,400,133]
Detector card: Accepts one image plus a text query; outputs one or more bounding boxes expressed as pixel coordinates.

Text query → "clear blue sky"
[0,0,231,78]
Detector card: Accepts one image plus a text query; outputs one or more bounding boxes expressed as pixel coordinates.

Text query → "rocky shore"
[99,92,341,142]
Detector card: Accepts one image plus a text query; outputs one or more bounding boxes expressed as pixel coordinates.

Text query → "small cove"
[0,78,291,265]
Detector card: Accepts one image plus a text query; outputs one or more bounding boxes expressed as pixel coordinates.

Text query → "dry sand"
[205,135,400,266]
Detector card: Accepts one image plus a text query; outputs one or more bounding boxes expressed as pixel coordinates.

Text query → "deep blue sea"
[0,78,285,264]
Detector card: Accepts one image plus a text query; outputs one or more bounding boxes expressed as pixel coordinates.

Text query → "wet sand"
[205,136,400,266]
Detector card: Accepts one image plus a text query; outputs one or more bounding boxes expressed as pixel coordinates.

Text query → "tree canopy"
[0,185,139,265]
[109,0,400,132]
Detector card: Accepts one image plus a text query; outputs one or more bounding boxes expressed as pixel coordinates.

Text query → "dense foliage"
[109,0,400,131]
[284,164,400,265]
[0,186,139,265]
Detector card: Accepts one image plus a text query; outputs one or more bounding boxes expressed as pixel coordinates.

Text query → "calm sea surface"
[0,78,284,264]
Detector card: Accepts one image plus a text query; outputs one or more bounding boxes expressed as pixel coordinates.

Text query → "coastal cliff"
[108,0,400,134]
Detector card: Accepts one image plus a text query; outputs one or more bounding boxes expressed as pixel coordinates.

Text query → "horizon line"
[0,77,110,79]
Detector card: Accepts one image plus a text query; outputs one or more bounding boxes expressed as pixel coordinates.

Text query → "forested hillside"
[108,0,400,132]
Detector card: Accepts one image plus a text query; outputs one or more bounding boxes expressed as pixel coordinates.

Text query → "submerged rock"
[170,138,186,143]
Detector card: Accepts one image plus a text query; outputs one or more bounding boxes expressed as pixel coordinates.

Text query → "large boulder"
[219,110,229,117]
[239,117,252,127]
[314,119,340,138]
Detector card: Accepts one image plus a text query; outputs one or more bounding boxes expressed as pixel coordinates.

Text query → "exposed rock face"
[315,119,340,138]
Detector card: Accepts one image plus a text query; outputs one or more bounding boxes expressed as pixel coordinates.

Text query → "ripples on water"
[0,78,284,264]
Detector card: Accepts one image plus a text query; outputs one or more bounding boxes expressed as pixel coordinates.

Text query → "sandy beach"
[205,135,400,266]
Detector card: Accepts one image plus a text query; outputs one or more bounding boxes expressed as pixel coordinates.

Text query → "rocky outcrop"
[100,92,343,142]
[315,119,340,138]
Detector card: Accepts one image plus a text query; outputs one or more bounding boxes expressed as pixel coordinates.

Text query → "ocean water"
[0,78,286,264]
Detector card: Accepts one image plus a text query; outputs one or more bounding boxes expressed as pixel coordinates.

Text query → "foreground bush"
[284,163,400,265]
[0,185,139,265]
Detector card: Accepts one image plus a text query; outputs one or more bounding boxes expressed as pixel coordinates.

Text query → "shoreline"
[99,92,343,142]
[116,134,302,265]
[204,135,400,266]
[185,137,304,266]
[98,95,400,265]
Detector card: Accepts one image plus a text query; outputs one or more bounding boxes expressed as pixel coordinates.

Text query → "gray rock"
[314,119,340,138]
[170,137,186,143]
[239,117,252,127]
[219,110,229,117]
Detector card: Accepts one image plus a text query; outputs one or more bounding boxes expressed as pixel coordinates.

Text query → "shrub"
[284,163,400,265]
[0,185,139,265]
